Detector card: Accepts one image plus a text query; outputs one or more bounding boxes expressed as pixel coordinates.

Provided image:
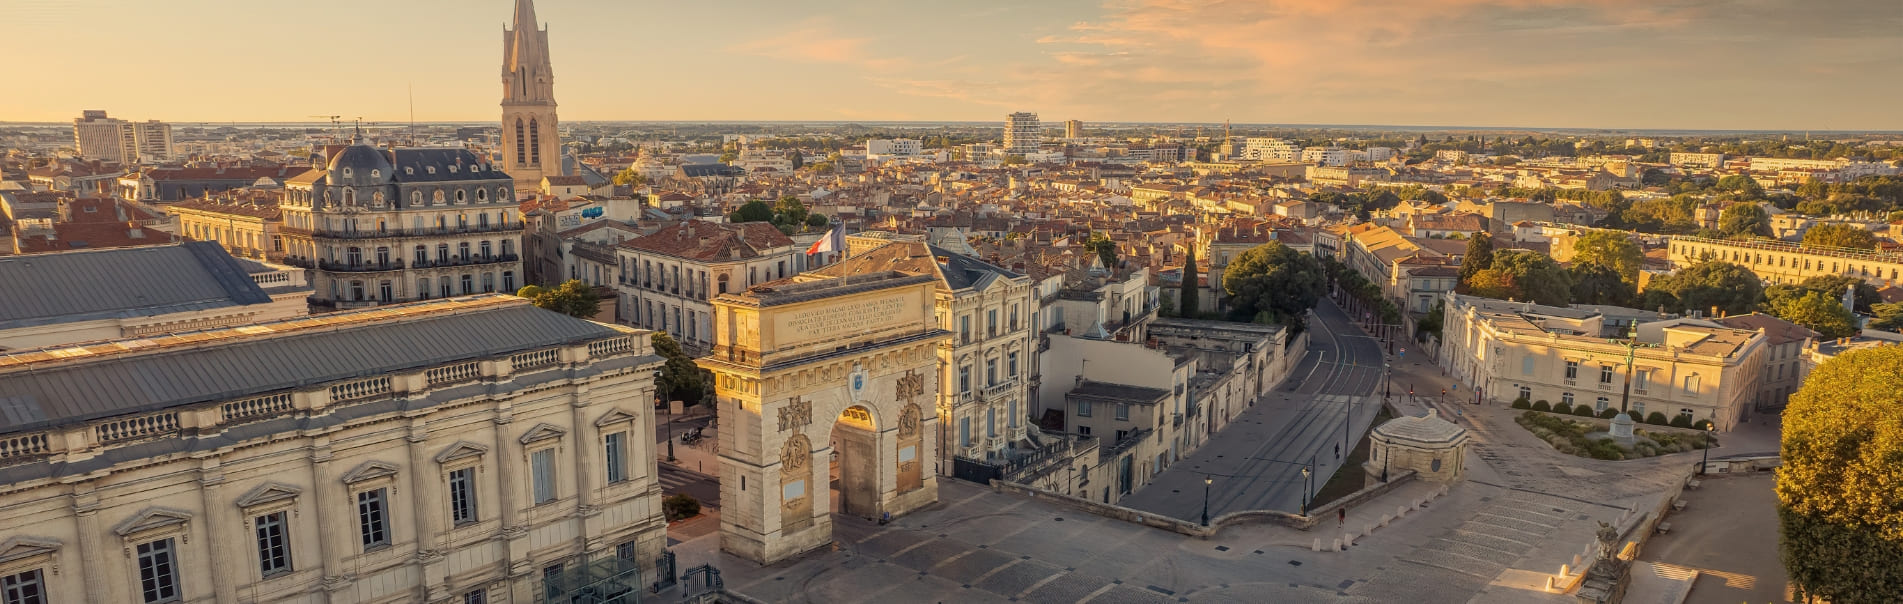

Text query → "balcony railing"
[409,254,520,270]
[1173,412,1185,427]
[981,378,1017,401]
[308,223,525,240]
[319,259,404,272]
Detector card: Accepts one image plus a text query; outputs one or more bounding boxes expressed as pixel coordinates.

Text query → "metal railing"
[307,223,525,240]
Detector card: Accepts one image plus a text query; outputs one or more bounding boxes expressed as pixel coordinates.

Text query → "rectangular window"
[1684,375,1700,393]
[959,316,970,343]
[958,367,970,393]
[1115,404,1130,421]
[1564,361,1578,380]
[463,589,486,604]
[1077,401,1092,417]
[604,432,628,484]
[1521,356,1534,376]
[1596,397,1610,412]
[1635,370,1649,391]
[449,467,477,525]
[958,417,971,447]
[137,538,179,603]
[987,408,997,437]
[987,309,997,336]
[3,569,45,604]
[357,488,389,549]
[255,511,291,576]
[617,540,639,561]
[531,448,557,504]
[1008,352,1019,376]
[1008,399,1019,427]
[1599,365,1614,384]
[986,359,997,386]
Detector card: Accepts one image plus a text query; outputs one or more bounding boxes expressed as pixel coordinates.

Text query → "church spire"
[501,0,563,187]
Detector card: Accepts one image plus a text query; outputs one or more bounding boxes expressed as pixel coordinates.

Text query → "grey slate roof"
[1067,380,1170,404]
[0,301,622,434]
[929,244,1023,291]
[0,242,272,331]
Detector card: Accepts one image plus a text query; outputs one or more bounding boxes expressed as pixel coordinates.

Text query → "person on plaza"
[1338,508,1346,528]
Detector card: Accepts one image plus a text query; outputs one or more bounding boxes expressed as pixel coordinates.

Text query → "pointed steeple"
[513,0,538,33]
[500,0,564,186]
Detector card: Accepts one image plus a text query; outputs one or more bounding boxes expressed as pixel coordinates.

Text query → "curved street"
[1121,298,1391,520]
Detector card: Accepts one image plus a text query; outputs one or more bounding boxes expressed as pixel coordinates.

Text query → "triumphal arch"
[699,272,950,564]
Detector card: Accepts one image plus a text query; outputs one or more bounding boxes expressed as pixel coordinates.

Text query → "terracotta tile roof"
[617,221,794,261]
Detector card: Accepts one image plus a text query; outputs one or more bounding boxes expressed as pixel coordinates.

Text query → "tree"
[1084,233,1119,271]
[1568,262,1634,306]
[516,280,601,318]
[1179,245,1200,317]
[1570,230,1642,286]
[1456,233,1494,286]
[718,151,738,164]
[1798,274,1880,314]
[612,167,647,187]
[1870,302,1903,331]
[652,332,711,406]
[1716,174,1764,197]
[1465,269,1517,300]
[1222,242,1325,334]
[1802,223,1878,251]
[1777,346,1903,602]
[1414,299,1446,341]
[1490,251,1573,306]
[772,195,809,226]
[1641,261,1763,315]
[728,199,774,223]
[1765,288,1859,339]
[1717,203,1772,238]
[805,213,830,229]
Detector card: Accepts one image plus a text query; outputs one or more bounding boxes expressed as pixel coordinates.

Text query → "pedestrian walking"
[1338,508,1346,528]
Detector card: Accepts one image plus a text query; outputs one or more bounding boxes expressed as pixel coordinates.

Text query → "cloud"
[727,18,908,71]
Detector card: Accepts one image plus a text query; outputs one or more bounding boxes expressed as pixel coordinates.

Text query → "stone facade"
[1365,409,1471,486]
[698,273,950,564]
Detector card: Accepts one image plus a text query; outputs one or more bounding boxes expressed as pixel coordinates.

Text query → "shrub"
[1627,410,1645,423]
[1534,399,1549,409]
[1511,398,1531,410]
[1669,414,1694,429]
[1599,408,1621,419]
[1532,400,1552,412]
[1585,439,1625,460]
[1692,419,1714,431]
[1645,412,1670,425]
[1553,402,1574,415]
[1573,405,1598,418]
[663,493,702,521]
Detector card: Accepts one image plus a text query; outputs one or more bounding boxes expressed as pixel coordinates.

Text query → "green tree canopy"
[1797,274,1880,314]
[1641,261,1763,315]
[1084,233,1119,271]
[1777,346,1903,602]
[1716,203,1773,238]
[612,167,647,187]
[1801,223,1878,251]
[1222,242,1325,334]
[651,333,711,405]
[728,199,774,223]
[1764,288,1859,338]
[1456,233,1494,286]
[1570,230,1642,285]
[516,280,601,319]
[1870,302,1903,332]
[1489,251,1573,306]
[1568,262,1635,306]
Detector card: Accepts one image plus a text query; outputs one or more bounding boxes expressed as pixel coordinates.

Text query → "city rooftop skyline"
[4,0,1902,130]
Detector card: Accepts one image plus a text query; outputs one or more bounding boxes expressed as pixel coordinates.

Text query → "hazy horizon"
[6,0,1901,130]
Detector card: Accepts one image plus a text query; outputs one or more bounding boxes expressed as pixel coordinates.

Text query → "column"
[197,464,239,603]
[405,421,448,600]
[71,490,116,604]
[569,393,601,553]
[308,441,355,602]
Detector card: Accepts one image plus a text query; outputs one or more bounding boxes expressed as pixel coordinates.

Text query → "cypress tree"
[1180,246,1200,317]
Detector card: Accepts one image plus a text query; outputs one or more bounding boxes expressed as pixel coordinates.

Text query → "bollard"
[1559,563,1570,577]
[1313,538,1322,552]
[1364,523,1374,537]
[1332,538,1343,552]
[1397,505,1408,517]
[1380,513,1391,527]
[1571,554,1581,568]
[1343,532,1355,545]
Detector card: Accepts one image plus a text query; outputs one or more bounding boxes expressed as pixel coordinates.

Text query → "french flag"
[806,225,842,256]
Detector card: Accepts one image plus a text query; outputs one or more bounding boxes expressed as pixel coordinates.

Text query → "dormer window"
[448,165,458,173]
[342,167,353,178]
[405,167,414,175]
[455,190,467,203]
[477,188,488,202]
[427,166,437,175]
[370,169,381,179]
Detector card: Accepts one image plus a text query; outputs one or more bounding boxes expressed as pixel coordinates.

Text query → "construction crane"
[309,115,343,142]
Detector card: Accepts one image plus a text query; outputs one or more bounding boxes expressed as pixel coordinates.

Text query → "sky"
[4,0,1902,130]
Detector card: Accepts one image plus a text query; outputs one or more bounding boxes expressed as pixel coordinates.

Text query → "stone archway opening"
[830,406,880,520]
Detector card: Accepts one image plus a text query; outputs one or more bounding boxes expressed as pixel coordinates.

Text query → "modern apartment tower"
[1004,112,1041,155]
[500,0,565,190]
[72,111,174,164]
[1064,119,1083,139]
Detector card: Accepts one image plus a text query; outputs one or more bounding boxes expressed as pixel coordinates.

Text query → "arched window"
[410,191,421,205]
[342,188,355,205]
[454,189,466,204]
[514,119,527,164]
[529,119,541,166]
[499,187,510,200]
[477,188,488,202]
[370,169,380,180]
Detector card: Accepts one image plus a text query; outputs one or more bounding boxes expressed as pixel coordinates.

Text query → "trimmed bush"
[1599,408,1621,419]
[1627,410,1644,423]
[1670,414,1695,428]
[1553,402,1574,415]
[663,493,701,521]
[1645,412,1670,425]
[1510,398,1531,410]
[1532,400,1551,412]
[1573,405,1597,417]
[1534,399,1549,408]
[1693,419,1715,431]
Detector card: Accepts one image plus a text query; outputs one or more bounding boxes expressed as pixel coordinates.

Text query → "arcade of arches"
[699,273,949,564]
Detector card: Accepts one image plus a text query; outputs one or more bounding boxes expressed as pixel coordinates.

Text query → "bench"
[1672,499,1687,512]
[1655,522,1672,535]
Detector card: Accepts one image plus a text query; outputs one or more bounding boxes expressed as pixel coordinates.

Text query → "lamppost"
[655,370,676,463]
[1699,425,1714,475]
[1606,323,1659,440]
[1299,465,1312,517]
[1384,362,1391,399]
[1201,475,1213,526]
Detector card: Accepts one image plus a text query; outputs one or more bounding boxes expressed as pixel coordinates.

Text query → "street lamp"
[1300,466,1312,516]
[1201,475,1213,526]
[655,370,676,463]
[1384,362,1391,400]
[1699,425,1714,475]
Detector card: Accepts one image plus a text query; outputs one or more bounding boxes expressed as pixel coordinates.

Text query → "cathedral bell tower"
[501,0,564,192]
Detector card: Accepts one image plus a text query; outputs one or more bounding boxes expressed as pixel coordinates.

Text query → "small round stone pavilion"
[1364,409,1471,486]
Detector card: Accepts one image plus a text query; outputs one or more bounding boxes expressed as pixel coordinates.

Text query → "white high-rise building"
[1003,112,1041,155]
[1242,138,1300,162]
[73,110,127,163]
[122,120,174,163]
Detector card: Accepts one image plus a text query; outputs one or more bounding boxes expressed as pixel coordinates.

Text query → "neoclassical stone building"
[1667,235,1903,286]
[0,296,667,603]
[698,272,950,564]
[280,142,524,310]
